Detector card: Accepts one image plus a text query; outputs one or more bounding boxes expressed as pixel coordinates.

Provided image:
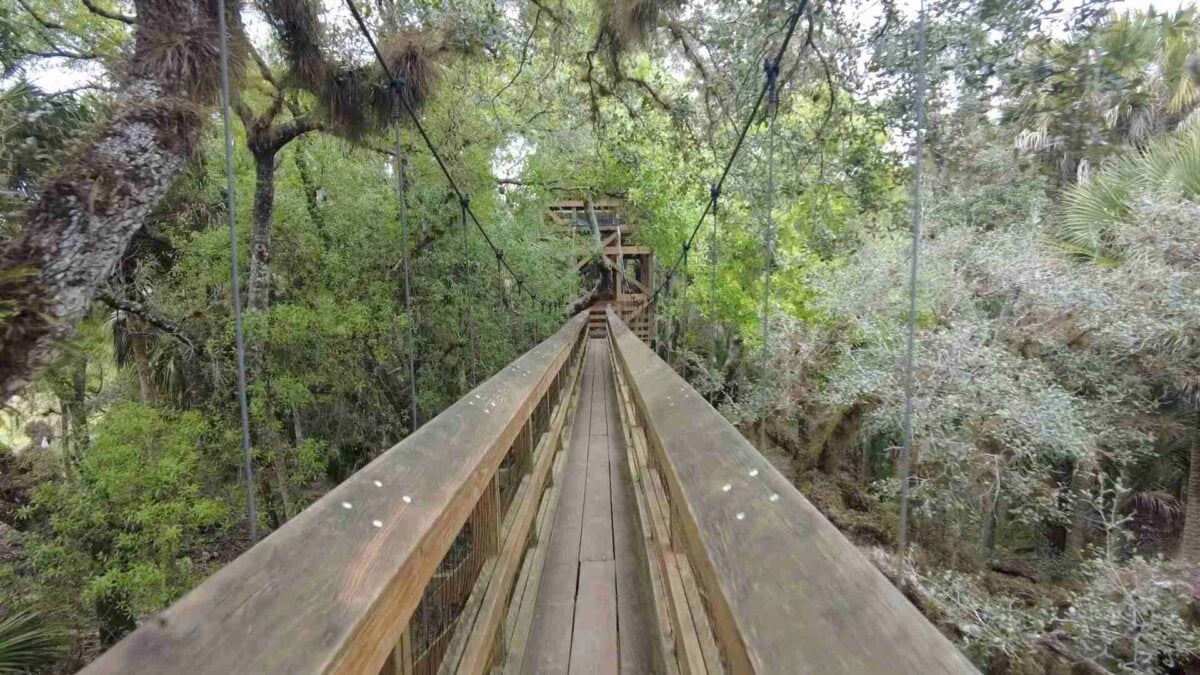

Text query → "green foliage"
[1061,122,1200,262]
[1008,8,1200,182]
[10,1,1200,671]
[0,609,66,673]
[923,557,1200,673]
[24,403,235,618]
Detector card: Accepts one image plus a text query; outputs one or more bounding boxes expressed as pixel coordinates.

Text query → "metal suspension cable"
[216,0,257,542]
[708,184,720,371]
[460,195,480,382]
[898,0,929,553]
[648,0,808,307]
[757,58,781,452]
[342,0,546,310]
[679,241,691,361]
[393,104,419,431]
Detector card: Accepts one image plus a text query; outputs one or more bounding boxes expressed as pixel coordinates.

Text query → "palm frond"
[0,609,66,672]
[1127,489,1183,523]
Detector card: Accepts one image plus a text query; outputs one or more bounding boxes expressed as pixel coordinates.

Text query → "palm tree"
[1060,123,1200,561]
[1009,9,1200,183]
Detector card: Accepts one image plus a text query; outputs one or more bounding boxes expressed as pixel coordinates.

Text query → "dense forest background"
[3,0,1200,671]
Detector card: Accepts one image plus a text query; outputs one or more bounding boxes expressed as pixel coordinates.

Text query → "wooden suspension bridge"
[78,203,977,674]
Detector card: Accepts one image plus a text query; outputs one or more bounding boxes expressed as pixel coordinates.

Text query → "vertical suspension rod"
[758,58,781,452]
[709,184,720,371]
[393,97,420,430]
[216,0,257,542]
[898,0,929,553]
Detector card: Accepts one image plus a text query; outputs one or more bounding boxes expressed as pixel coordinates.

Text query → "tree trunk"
[293,139,328,242]
[1065,457,1095,562]
[981,487,1003,561]
[248,152,276,313]
[65,356,88,460]
[1181,441,1200,562]
[0,0,238,400]
[583,198,603,251]
[245,148,296,522]
[128,315,158,404]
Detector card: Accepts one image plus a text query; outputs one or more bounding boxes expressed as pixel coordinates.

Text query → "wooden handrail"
[606,309,977,674]
[84,313,589,675]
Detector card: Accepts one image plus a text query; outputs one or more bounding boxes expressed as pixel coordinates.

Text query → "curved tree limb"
[80,0,136,24]
[96,289,201,355]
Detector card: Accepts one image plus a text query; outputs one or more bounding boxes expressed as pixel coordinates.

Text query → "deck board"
[579,434,614,562]
[521,338,656,674]
[569,561,619,675]
[608,378,654,674]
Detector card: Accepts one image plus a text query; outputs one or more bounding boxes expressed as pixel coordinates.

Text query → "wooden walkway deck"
[521,339,655,674]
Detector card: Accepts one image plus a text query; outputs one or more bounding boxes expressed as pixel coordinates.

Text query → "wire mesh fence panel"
[406,478,499,675]
[499,421,533,520]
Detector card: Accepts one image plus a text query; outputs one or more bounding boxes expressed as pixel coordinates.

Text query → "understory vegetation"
[2,0,1200,671]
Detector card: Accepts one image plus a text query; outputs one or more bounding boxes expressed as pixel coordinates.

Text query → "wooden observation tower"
[548,198,656,343]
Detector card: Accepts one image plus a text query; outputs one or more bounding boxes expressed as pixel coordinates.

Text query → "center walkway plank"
[522,338,654,674]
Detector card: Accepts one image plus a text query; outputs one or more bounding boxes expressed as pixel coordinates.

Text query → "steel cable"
[216,0,257,542]
[898,0,929,553]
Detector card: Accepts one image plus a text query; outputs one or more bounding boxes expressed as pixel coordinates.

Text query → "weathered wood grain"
[524,347,598,674]
[568,560,619,675]
[82,314,587,675]
[579,434,614,562]
[609,349,678,675]
[455,341,585,675]
[607,310,977,674]
[607,389,654,675]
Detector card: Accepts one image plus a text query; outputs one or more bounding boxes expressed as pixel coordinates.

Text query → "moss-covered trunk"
[0,0,239,400]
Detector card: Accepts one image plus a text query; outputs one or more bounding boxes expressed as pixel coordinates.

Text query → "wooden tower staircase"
[548,199,655,344]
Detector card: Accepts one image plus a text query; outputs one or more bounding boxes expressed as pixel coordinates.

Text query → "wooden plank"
[455,346,584,675]
[644,467,707,675]
[674,551,723,673]
[83,314,588,675]
[547,367,591,569]
[608,409,654,674]
[522,348,597,674]
[501,353,582,674]
[588,354,607,435]
[617,358,705,675]
[579,434,614,562]
[380,623,413,675]
[505,497,548,647]
[523,560,577,674]
[608,349,677,675]
[503,482,563,675]
[401,625,414,675]
[607,310,977,674]
[630,483,679,675]
[616,358,714,673]
[604,245,651,256]
[443,350,587,675]
[568,561,619,675]
[611,332,707,674]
